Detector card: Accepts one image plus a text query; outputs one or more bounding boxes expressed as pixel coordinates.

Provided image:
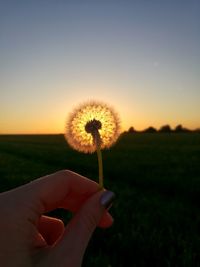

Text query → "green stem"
[97,143,103,189]
[94,132,103,189]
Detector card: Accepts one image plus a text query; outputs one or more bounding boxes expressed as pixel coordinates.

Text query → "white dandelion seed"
[65,100,121,189]
[65,101,120,153]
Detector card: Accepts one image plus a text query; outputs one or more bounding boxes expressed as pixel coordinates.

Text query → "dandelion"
[65,101,120,189]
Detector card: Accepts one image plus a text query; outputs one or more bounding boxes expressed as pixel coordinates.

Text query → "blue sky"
[0,0,199,133]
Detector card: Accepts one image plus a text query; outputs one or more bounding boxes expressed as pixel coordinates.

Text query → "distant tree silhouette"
[124,124,195,134]
[174,124,183,132]
[159,125,172,133]
[143,126,157,133]
[174,124,190,133]
[128,127,136,133]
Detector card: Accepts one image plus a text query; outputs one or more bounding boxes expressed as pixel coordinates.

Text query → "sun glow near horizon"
[0,97,199,135]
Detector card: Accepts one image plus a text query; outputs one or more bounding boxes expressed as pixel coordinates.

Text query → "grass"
[0,133,200,266]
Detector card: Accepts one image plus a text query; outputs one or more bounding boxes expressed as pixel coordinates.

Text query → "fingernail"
[100,191,115,209]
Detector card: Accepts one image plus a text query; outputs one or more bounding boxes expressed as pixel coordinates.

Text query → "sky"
[0,0,199,134]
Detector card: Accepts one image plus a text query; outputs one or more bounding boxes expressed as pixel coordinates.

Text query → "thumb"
[52,190,115,266]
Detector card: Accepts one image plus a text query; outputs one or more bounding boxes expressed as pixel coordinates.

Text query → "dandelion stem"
[85,119,104,189]
[96,143,103,189]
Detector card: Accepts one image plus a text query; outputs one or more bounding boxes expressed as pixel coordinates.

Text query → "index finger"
[17,170,99,215]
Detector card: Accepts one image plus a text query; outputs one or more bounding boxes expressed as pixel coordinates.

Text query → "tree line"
[126,124,200,133]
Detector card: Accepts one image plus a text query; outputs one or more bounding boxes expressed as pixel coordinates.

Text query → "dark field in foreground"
[0,133,200,266]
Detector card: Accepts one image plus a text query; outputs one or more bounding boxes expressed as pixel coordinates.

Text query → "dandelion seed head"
[65,101,120,153]
[85,119,102,134]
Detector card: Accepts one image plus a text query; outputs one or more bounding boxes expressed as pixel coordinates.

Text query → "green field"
[0,133,200,266]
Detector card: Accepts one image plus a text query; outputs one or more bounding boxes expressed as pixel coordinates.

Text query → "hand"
[0,170,114,267]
